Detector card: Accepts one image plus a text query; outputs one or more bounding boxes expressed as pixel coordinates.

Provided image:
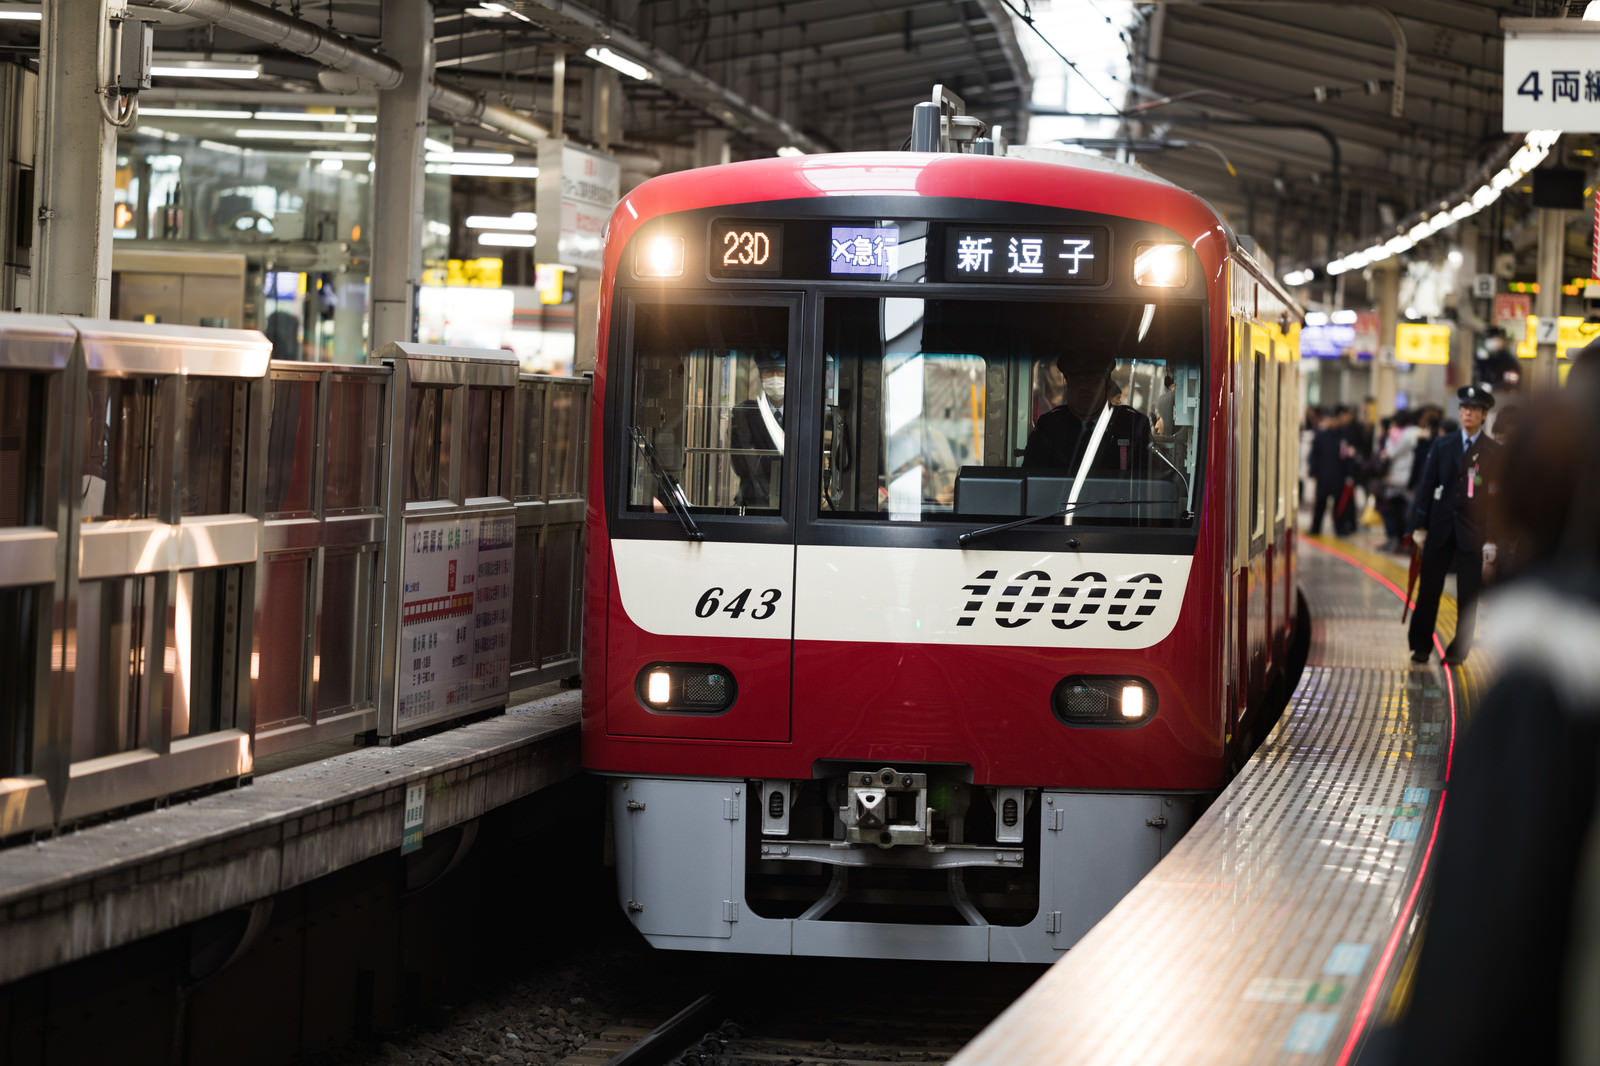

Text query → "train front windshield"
[822,297,1202,526]
[622,296,1203,530]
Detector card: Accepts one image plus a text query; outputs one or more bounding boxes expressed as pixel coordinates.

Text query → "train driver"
[1022,351,1153,477]
[729,352,785,508]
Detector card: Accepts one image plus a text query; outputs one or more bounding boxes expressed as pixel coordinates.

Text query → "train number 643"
[695,586,782,620]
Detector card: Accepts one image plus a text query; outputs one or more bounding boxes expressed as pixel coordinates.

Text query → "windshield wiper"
[629,425,703,540]
[957,498,1171,546]
[1146,441,1194,520]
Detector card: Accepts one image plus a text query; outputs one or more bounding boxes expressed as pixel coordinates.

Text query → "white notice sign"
[536,140,620,272]
[1503,23,1600,132]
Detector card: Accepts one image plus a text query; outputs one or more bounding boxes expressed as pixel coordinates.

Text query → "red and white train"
[582,123,1301,962]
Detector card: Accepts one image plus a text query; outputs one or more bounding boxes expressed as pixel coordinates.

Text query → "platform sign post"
[402,782,425,853]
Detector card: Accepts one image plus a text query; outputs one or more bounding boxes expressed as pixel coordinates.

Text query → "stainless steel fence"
[0,315,270,830]
[0,315,76,836]
[0,315,591,836]
[511,373,588,687]
[255,361,393,757]
[375,342,521,741]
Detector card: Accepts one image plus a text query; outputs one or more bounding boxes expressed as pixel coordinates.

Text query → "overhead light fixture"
[138,107,253,120]
[150,54,263,80]
[235,129,373,143]
[309,150,373,161]
[478,232,537,247]
[466,213,536,230]
[1330,309,1358,325]
[426,151,516,165]
[253,111,376,124]
[429,163,540,178]
[585,46,652,81]
[0,3,41,21]
[1304,312,1329,326]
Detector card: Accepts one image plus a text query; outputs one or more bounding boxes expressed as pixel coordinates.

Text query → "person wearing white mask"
[729,352,786,509]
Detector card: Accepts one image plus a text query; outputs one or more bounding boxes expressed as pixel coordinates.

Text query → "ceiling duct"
[137,0,548,143]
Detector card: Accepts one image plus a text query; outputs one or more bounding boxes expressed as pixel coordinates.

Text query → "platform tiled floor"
[954,539,1488,1066]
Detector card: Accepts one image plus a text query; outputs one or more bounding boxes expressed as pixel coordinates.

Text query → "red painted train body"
[582,144,1300,962]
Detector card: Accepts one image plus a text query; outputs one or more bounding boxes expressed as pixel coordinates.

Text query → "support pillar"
[1371,259,1399,416]
[31,0,116,317]
[1533,207,1566,392]
[368,0,432,353]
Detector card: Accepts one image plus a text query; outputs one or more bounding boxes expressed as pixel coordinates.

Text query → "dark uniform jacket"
[1409,430,1501,552]
[729,401,781,507]
[1023,404,1152,475]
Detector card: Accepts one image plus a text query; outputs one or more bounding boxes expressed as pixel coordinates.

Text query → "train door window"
[1250,326,1268,542]
[625,301,791,515]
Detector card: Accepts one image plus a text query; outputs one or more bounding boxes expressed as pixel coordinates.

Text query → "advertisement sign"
[536,139,620,272]
[1395,322,1452,365]
[1516,314,1600,359]
[1298,323,1354,359]
[1493,292,1531,334]
[396,512,514,725]
[1351,311,1381,359]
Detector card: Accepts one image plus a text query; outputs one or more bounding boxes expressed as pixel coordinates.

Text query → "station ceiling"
[11,1,1591,276]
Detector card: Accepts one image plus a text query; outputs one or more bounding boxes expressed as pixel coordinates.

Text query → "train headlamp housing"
[635,662,737,714]
[635,234,685,278]
[1133,242,1188,288]
[1051,676,1158,728]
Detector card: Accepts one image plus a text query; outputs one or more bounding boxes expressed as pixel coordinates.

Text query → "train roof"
[615,151,1223,257]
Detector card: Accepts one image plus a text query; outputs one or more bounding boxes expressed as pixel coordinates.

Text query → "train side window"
[625,302,791,515]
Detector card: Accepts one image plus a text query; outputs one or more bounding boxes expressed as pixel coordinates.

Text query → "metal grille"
[682,671,729,706]
[1063,684,1111,719]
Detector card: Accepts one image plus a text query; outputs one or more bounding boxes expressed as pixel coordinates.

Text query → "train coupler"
[840,768,930,847]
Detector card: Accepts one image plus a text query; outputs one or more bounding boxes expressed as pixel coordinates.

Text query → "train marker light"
[1134,242,1187,288]
[647,669,671,705]
[637,235,685,278]
[1052,676,1156,727]
[635,663,737,713]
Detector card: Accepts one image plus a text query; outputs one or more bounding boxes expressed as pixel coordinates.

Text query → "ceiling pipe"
[136,0,403,89]
[1156,0,1406,119]
[515,0,825,153]
[137,0,548,143]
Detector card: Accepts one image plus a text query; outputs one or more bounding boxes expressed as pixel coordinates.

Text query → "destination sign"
[944,227,1109,285]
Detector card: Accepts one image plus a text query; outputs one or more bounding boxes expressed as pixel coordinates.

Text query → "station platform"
[0,687,579,986]
[953,534,1493,1066]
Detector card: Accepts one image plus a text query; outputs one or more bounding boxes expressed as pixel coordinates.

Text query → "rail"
[0,314,593,837]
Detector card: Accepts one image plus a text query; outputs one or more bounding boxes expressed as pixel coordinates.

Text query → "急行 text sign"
[1503,21,1600,133]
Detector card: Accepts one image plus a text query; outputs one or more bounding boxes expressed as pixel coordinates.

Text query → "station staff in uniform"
[1406,385,1501,665]
[1023,351,1152,475]
[729,353,785,508]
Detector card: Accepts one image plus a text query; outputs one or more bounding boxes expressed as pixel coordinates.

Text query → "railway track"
[560,959,1042,1066]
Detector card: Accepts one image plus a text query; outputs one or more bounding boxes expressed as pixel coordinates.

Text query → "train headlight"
[635,662,737,713]
[1134,242,1188,288]
[635,234,685,278]
[1051,676,1157,727]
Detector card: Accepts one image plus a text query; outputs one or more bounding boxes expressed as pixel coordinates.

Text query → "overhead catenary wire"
[996,0,1126,118]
